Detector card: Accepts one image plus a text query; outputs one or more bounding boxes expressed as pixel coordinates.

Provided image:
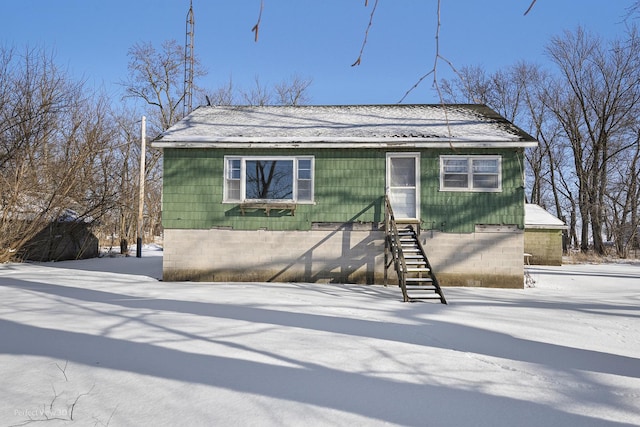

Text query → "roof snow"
[153,104,538,149]
[525,204,567,230]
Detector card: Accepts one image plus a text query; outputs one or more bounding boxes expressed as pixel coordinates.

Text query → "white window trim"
[439,155,502,192]
[223,155,315,203]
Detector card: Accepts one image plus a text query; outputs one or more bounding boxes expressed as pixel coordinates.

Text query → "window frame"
[439,155,502,192]
[223,155,315,203]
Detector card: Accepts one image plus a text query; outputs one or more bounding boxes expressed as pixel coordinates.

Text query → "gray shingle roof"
[153,104,537,148]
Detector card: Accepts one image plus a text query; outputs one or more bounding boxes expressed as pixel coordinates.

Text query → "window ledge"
[239,202,296,216]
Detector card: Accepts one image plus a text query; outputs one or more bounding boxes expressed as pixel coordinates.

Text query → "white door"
[386,153,420,220]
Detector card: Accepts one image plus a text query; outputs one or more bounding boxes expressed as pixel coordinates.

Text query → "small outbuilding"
[20,218,99,262]
[524,204,567,266]
[153,104,538,288]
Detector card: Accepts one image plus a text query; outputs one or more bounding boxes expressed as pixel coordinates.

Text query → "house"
[152,104,538,288]
[524,204,567,266]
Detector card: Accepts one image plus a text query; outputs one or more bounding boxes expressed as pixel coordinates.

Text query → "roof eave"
[526,224,569,230]
[152,137,538,149]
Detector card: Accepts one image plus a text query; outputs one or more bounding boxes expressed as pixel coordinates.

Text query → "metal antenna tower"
[183,0,195,116]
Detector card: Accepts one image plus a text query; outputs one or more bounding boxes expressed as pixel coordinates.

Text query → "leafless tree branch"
[352,0,379,67]
[524,0,537,16]
[252,0,264,42]
[398,0,460,105]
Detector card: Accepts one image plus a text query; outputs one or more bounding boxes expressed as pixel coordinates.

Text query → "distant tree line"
[441,27,640,257]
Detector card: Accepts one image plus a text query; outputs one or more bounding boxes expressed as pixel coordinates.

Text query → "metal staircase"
[384,196,447,304]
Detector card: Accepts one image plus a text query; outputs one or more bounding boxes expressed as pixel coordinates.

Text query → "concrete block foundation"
[163,224,525,288]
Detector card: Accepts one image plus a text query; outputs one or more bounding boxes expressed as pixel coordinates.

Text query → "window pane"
[473,174,498,188]
[297,180,312,201]
[473,159,498,173]
[298,169,311,180]
[298,159,311,171]
[246,160,293,200]
[443,173,468,188]
[228,159,241,179]
[298,159,312,180]
[443,159,468,173]
[226,179,241,200]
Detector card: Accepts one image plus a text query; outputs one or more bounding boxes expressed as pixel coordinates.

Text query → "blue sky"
[0,1,634,106]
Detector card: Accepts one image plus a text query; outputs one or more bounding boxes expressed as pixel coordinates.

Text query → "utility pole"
[136,116,146,258]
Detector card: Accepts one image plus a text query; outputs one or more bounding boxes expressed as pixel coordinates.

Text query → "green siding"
[162,147,525,232]
[421,149,525,232]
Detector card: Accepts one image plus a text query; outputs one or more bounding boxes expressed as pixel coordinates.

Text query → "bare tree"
[207,74,313,107]
[241,75,273,106]
[122,39,206,133]
[274,75,313,106]
[0,45,122,261]
[604,129,640,257]
[203,77,236,106]
[546,27,640,254]
[440,65,490,104]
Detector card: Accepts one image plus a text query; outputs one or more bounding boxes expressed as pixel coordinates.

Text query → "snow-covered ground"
[1,248,639,426]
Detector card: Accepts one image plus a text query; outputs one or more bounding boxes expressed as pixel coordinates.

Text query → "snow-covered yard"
[1,248,639,426]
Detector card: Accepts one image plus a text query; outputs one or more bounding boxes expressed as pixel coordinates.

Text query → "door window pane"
[390,189,416,218]
[390,158,416,187]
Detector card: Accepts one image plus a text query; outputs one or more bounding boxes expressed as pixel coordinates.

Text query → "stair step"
[406,267,430,273]
[405,277,434,282]
[406,287,438,292]
[407,295,445,301]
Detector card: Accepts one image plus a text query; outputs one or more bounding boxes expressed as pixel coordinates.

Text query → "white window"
[440,155,502,192]
[224,156,314,203]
